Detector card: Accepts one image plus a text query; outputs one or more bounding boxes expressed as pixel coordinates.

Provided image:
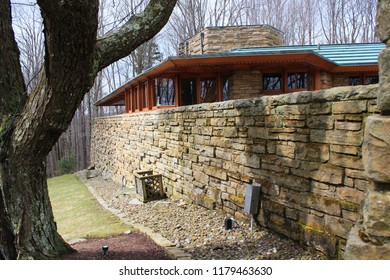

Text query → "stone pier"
[345,0,390,260]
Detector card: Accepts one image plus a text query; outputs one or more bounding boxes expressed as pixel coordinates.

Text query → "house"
[95,25,385,113]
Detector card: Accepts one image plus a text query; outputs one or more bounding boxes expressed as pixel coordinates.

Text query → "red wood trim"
[217,72,223,102]
[314,70,321,90]
[175,75,180,107]
[196,77,201,104]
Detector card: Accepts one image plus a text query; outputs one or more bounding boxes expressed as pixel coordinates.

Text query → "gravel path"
[77,171,325,260]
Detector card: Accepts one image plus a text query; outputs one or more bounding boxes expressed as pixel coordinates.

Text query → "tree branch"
[96,0,177,71]
[0,0,26,132]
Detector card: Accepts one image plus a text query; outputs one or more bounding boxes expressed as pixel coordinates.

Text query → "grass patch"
[48,174,131,241]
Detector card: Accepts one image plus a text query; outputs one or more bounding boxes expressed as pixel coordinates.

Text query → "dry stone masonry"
[178,25,283,56]
[91,84,379,259]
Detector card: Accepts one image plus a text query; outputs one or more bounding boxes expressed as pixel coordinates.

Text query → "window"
[365,75,379,85]
[288,72,307,89]
[153,78,175,106]
[200,78,217,103]
[349,76,361,86]
[142,83,148,109]
[263,74,282,90]
[134,86,140,110]
[181,79,197,106]
[222,77,229,101]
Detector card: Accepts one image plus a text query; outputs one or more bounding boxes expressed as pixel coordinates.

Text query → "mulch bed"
[59,232,171,260]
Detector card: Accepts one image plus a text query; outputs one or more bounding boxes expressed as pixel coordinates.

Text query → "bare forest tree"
[0,0,177,259]
[319,0,378,43]
[165,0,378,54]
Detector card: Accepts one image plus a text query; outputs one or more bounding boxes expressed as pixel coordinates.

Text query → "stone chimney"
[178,25,284,56]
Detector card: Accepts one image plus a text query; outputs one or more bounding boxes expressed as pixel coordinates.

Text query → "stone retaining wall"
[91,84,379,258]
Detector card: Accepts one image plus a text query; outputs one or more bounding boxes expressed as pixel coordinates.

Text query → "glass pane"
[263,74,282,90]
[181,79,197,106]
[134,87,139,109]
[142,83,147,108]
[288,72,307,89]
[349,76,361,86]
[200,79,217,103]
[223,77,229,101]
[154,78,175,106]
[365,76,379,85]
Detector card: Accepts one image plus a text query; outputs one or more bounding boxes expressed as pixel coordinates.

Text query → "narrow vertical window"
[200,78,217,103]
[181,79,197,106]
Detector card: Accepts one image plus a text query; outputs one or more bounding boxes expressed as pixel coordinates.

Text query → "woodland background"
[11,0,379,177]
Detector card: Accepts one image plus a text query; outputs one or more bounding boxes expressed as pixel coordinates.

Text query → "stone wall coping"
[95,84,378,121]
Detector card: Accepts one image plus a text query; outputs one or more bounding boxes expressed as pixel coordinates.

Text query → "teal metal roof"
[231,43,385,66]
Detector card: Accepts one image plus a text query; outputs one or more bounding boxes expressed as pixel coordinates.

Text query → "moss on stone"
[229,195,245,206]
[340,201,360,212]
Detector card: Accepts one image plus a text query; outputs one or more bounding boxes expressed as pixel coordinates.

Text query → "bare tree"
[13,3,44,92]
[318,0,377,44]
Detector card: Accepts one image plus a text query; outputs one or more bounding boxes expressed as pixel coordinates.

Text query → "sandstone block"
[330,153,364,170]
[335,121,362,131]
[345,225,390,260]
[193,170,209,185]
[310,103,332,115]
[204,165,228,181]
[274,104,308,115]
[336,187,365,205]
[333,100,367,114]
[363,116,390,182]
[234,153,260,168]
[307,115,334,129]
[268,213,301,241]
[312,164,343,185]
[330,145,359,156]
[324,215,354,239]
[362,189,390,238]
[276,142,296,159]
[271,174,311,192]
[311,129,363,146]
[196,194,216,210]
[222,127,238,138]
[248,127,269,139]
[305,193,341,216]
[376,0,390,44]
[378,48,390,113]
[302,227,337,258]
[296,143,330,163]
[298,212,325,230]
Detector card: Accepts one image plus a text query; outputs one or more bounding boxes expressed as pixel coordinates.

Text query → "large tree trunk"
[0,0,177,259]
[0,153,72,259]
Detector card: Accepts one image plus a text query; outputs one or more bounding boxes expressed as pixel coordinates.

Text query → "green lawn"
[48,174,131,241]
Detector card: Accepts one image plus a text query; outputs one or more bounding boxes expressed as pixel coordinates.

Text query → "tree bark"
[0,0,177,259]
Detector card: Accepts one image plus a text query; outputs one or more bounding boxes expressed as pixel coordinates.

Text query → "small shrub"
[58,154,77,175]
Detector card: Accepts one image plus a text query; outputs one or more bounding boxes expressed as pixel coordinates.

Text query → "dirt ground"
[59,232,171,260]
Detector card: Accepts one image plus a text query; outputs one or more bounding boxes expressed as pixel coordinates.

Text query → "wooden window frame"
[348,72,379,86]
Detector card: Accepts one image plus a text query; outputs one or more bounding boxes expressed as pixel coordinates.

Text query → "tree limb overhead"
[96,0,177,71]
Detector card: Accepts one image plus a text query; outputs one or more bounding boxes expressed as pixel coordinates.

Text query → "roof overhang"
[95,50,379,106]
